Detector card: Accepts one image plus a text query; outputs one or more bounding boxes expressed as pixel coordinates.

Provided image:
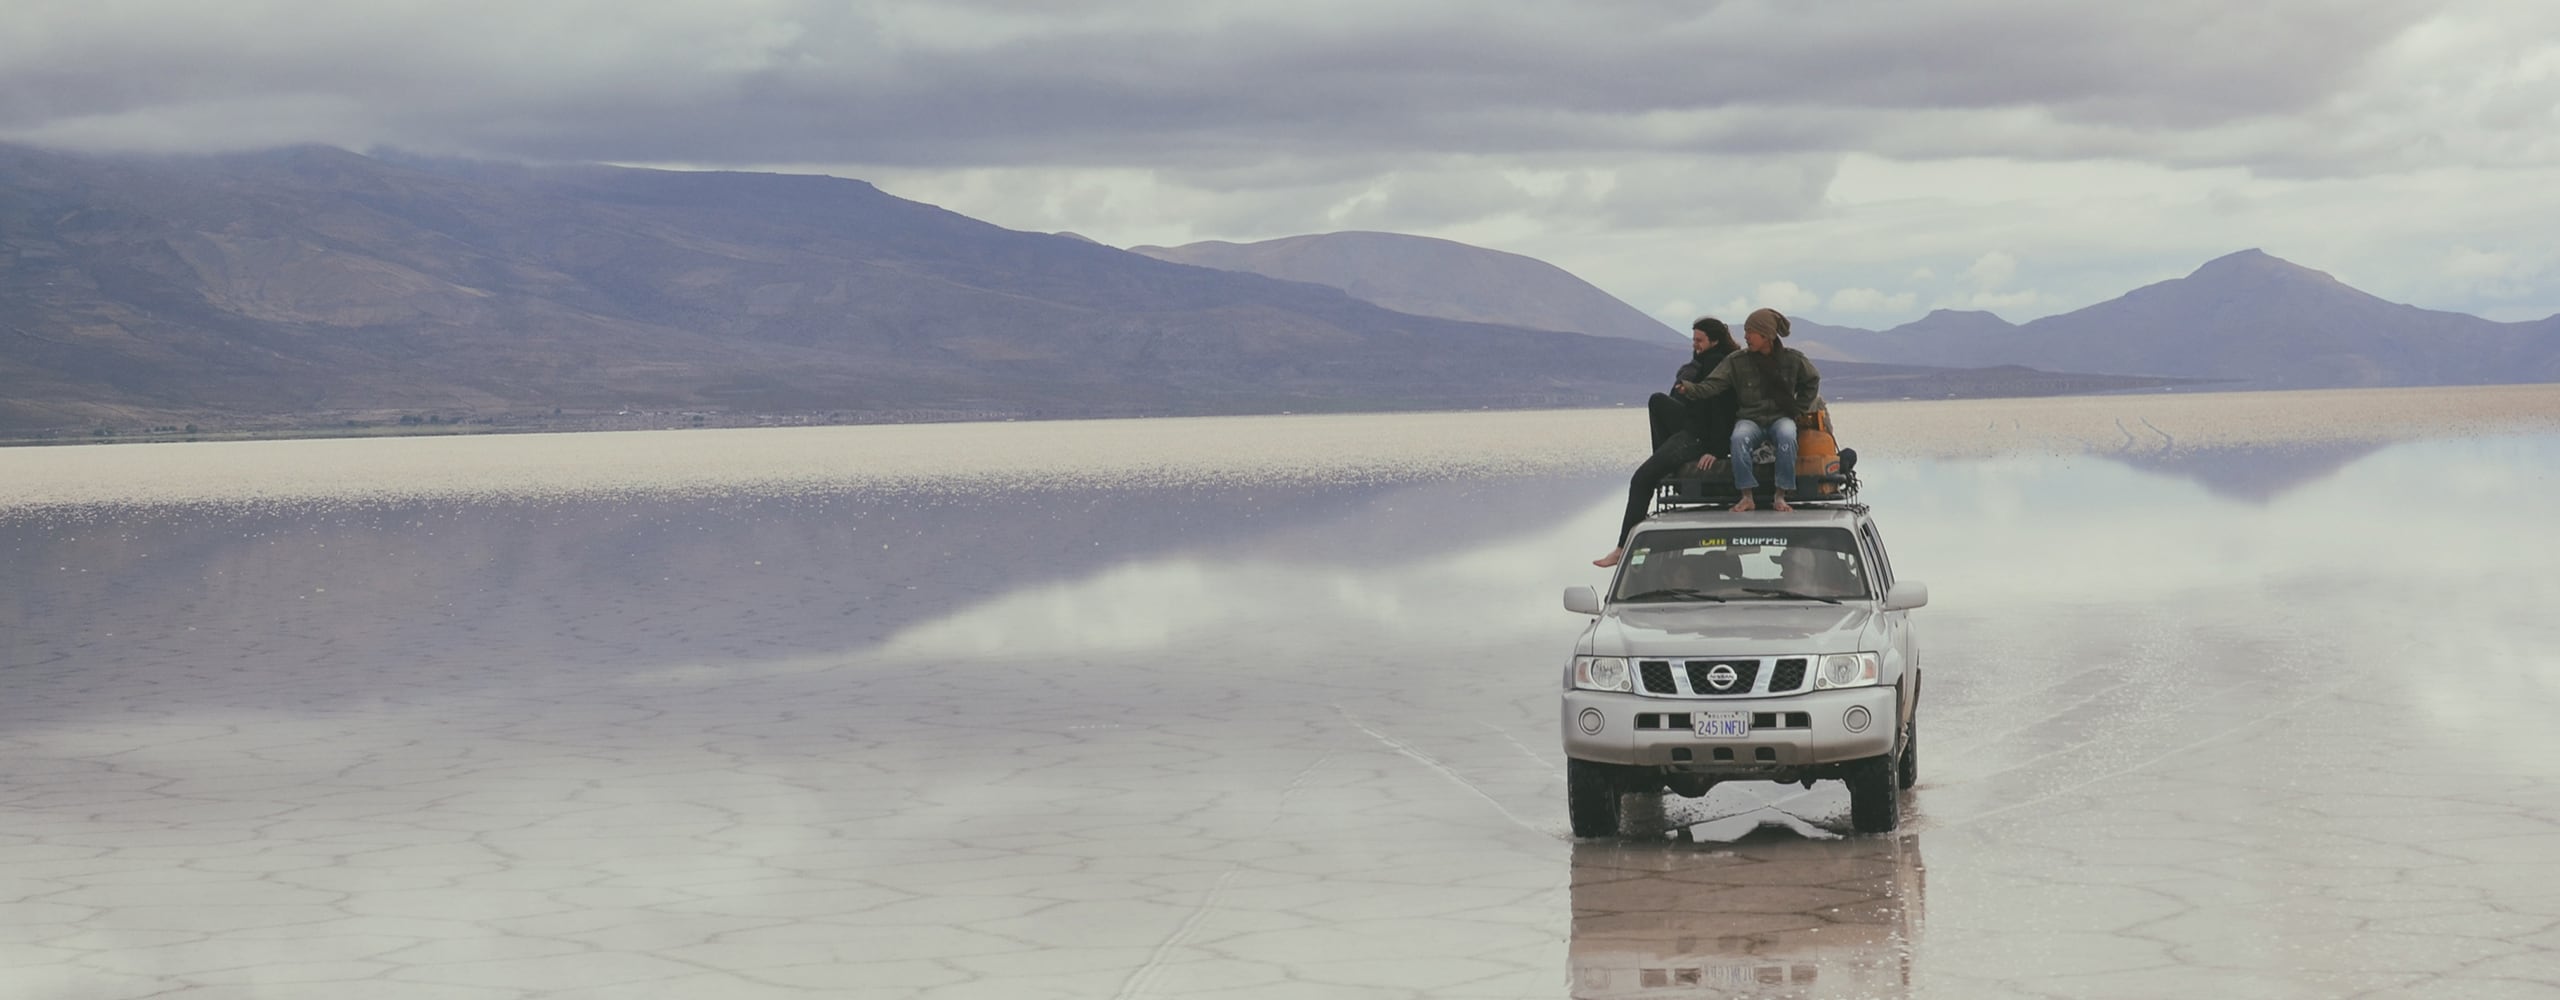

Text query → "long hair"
[1692,316,1735,350]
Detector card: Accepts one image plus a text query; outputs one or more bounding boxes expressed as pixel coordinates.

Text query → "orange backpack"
[1796,409,1842,495]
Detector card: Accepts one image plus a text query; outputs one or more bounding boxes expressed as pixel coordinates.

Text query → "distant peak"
[270,143,365,159]
[2187,248,2333,284]
[1315,230,1462,246]
[224,144,371,169]
[1887,308,2016,334]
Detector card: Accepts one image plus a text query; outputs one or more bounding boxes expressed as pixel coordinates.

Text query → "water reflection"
[1570,834,1924,999]
[2103,440,2389,502]
[874,475,1605,659]
[0,476,1603,688]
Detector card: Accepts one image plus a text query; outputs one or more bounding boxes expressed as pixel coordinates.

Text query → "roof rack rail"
[1650,466,1862,515]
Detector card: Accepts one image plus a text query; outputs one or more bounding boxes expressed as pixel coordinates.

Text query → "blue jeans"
[1730,417,1798,492]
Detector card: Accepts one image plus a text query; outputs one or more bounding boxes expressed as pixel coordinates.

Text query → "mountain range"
[1790,250,2560,388]
[2,143,2547,441]
[1121,233,2560,394]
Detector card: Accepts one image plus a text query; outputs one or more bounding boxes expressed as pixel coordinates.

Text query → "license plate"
[1692,711,1749,739]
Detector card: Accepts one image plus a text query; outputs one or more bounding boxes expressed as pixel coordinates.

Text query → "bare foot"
[1592,548,1624,568]
[1771,495,1793,512]
[1730,494,1756,512]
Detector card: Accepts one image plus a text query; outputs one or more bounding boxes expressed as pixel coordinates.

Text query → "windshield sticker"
[1688,536,1788,548]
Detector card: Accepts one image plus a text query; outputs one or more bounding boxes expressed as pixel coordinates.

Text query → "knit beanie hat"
[1744,308,1791,339]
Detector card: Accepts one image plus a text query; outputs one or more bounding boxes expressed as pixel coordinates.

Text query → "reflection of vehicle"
[1562,505,1927,835]
[1569,834,1925,999]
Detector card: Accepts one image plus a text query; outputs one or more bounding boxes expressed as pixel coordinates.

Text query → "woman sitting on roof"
[1591,317,1738,568]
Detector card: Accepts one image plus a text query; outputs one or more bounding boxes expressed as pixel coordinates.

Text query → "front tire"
[1897,719,1919,790]
[1846,754,1901,834]
[1567,758,1625,838]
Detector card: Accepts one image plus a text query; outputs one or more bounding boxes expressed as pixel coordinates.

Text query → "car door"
[1858,516,1918,730]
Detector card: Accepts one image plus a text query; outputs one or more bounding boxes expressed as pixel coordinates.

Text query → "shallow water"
[4,387,2559,998]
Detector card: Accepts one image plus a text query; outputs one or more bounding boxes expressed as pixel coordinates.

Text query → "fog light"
[1578,708,1605,735]
[1843,706,1872,733]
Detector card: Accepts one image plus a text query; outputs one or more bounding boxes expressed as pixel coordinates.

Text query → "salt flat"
[4,387,2558,998]
[5,384,2556,510]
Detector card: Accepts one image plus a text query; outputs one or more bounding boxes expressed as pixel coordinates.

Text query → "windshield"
[1612,526,1869,603]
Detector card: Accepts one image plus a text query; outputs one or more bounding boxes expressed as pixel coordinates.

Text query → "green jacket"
[1685,347,1821,425]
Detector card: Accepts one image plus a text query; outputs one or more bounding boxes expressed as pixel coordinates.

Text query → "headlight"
[1573,656,1631,692]
[1815,652,1881,689]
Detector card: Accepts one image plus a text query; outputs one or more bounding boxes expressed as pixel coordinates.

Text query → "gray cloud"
[2,0,2439,172]
[8,0,2558,327]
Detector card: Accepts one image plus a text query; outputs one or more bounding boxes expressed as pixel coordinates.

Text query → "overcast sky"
[11,0,2560,329]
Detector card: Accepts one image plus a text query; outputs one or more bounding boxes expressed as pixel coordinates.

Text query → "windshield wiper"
[1740,587,1841,604]
[1617,588,1728,603]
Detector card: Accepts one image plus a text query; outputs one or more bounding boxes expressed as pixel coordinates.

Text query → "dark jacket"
[1689,346,1821,426]
[1672,343,1740,439]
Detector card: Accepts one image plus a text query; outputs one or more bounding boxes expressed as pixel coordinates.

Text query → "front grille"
[1769,658,1809,692]
[1684,659,1759,695]
[1624,655,1821,697]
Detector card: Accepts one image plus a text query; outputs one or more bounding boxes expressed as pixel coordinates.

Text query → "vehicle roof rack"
[1658,478,1863,514]
[1650,467,1863,514]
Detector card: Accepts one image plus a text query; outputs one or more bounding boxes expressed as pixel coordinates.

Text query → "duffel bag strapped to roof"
[1796,408,1841,492]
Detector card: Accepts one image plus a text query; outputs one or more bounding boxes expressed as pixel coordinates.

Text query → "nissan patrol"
[1561,502,1926,836]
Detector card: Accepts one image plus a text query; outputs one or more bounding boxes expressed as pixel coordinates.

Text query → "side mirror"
[1882,581,1929,612]
[1563,585,1603,616]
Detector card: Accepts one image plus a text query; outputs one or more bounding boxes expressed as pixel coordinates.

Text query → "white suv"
[1561,503,1927,835]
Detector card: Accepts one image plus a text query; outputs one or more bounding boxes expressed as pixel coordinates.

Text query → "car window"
[1616,526,1869,602]
[1860,521,1895,590]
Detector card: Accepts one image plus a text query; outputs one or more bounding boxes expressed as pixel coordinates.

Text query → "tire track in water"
[1923,677,2343,832]
[1338,705,1565,840]
[1482,720,1564,779]
[1112,749,1336,1000]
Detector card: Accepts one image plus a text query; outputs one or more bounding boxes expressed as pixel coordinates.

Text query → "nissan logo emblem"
[1706,664,1738,690]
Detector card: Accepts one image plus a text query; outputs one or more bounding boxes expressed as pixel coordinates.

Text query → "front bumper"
[1561,686,1898,770]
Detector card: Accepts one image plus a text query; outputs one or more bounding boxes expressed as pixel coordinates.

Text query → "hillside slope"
[1131,231,1678,344]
